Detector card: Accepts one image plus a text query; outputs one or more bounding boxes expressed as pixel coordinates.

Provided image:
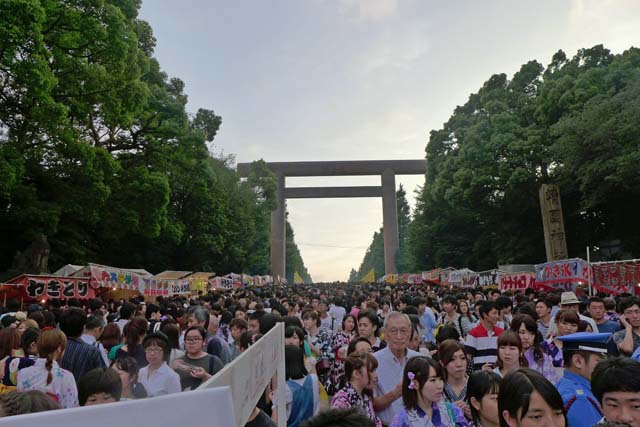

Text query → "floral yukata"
[390,401,469,427]
[331,383,382,427]
[16,358,78,408]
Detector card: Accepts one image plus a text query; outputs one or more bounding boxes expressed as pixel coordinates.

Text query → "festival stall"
[71,263,152,300]
[185,272,215,294]
[3,274,96,303]
[591,259,640,296]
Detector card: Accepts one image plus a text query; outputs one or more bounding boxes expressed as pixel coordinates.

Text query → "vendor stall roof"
[52,264,84,277]
[154,270,192,280]
[185,272,215,280]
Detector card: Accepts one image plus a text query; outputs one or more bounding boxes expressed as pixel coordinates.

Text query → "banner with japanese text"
[534,258,590,291]
[498,272,536,291]
[592,261,640,295]
[13,276,95,301]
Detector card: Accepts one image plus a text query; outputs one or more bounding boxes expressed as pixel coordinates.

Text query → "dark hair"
[344,352,378,381]
[495,296,513,311]
[0,328,21,359]
[436,325,460,345]
[0,390,60,416]
[510,314,544,363]
[535,298,552,309]
[467,370,501,426]
[59,307,87,338]
[588,297,605,307]
[229,318,248,330]
[285,326,305,347]
[78,368,122,405]
[285,345,308,380]
[498,368,566,427]
[146,303,160,316]
[124,317,148,356]
[356,310,379,336]
[27,311,45,329]
[184,325,207,340]
[160,322,180,350]
[592,356,640,403]
[112,356,147,398]
[620,296,640,313]
[301,407,376,427]
[21,327,40,354]
[99,323,122,352]
[259,312,282,335]
[442,295,458,307]
[238,331,255,351]
[477,301,497,320]
[555,308,580,326]
[142,332,170,360]
[438,339,467,376]
[283,316,304,329]
[341,314,357,333]
[86,314,106,331]
[302,310,321,328]
[496,331,527,369]
[347,337,373,355]
[119,302,136,320]
[401,356,444,410]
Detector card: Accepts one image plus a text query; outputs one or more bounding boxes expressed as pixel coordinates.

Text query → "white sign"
[0,386,236,427]
[199,322,286,426]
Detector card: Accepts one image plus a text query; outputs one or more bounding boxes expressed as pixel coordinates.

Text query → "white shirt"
[81,334,110,367]
[329,305,346,331]
[373,346,421,425]
[139,362,181,397]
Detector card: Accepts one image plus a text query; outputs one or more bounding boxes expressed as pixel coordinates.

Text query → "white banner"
[0,386,236,427]
[198,322,286,426]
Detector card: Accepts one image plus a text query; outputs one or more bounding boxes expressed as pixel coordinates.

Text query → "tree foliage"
[409,45,640,270]
[0,0,310,278]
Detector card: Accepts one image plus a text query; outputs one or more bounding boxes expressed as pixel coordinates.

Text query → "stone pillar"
[381,169,399,275]
[539,184,568,261]
[271,173,286,281]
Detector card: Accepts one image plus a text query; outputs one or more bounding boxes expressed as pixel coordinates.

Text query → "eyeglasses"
[185,337,203,343]
[387,328,410,336]
[144,347,163,354]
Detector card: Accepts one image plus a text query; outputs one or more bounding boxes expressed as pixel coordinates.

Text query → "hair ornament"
[407,371,415,389]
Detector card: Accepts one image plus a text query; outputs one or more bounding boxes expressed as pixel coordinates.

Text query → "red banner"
[12,276,96,301]
[592,262,640,295]
[499,272,536,291]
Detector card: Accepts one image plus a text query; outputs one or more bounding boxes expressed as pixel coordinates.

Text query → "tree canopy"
[0,0,311,280]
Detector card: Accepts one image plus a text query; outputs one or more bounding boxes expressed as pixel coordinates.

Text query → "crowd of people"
[0,282,639,427]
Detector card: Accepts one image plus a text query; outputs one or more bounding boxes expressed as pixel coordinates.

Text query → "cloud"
[567,0,640,52]
[337,0,400,22]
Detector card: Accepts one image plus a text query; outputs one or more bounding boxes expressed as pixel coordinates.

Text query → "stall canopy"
[52,264,84,277]
[5,274,96,301]
[185,272,215,293]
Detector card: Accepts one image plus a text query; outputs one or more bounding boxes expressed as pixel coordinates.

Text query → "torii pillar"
[237,160,426,281]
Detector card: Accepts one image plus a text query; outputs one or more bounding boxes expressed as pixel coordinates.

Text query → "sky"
[139,0,640,282]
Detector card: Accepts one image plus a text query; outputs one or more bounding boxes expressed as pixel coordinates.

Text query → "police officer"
[556,332,612,427]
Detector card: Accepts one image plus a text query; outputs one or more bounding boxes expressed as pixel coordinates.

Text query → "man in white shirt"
[373,312,421,425]
[328,298,346,332]
[81,315,110,367]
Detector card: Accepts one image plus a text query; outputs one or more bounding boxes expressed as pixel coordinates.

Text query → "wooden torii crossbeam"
[237,160,426,281]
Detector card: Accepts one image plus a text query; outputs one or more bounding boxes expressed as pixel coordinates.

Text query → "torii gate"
[237,160,426,280]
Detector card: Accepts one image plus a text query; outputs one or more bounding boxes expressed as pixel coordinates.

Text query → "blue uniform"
[556,371,603,427]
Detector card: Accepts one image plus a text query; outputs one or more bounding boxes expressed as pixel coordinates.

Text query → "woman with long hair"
[491,331,527,378]
[16,329,78,408]
[466,371,501,427]
[327,314,358,394]
[101,323,122,360]
[510,314,559,384]
[302,310,333,387]
[439,339,471,420]
[499,368,566,427]
[390,356,468,427]
[330,352,382,427]
[116,317,148,367]
[160,322,185,364]
[272,345,320,426]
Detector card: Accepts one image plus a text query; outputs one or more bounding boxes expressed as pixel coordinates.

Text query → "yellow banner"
[361,269,375,283]
[293,271,304,285]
